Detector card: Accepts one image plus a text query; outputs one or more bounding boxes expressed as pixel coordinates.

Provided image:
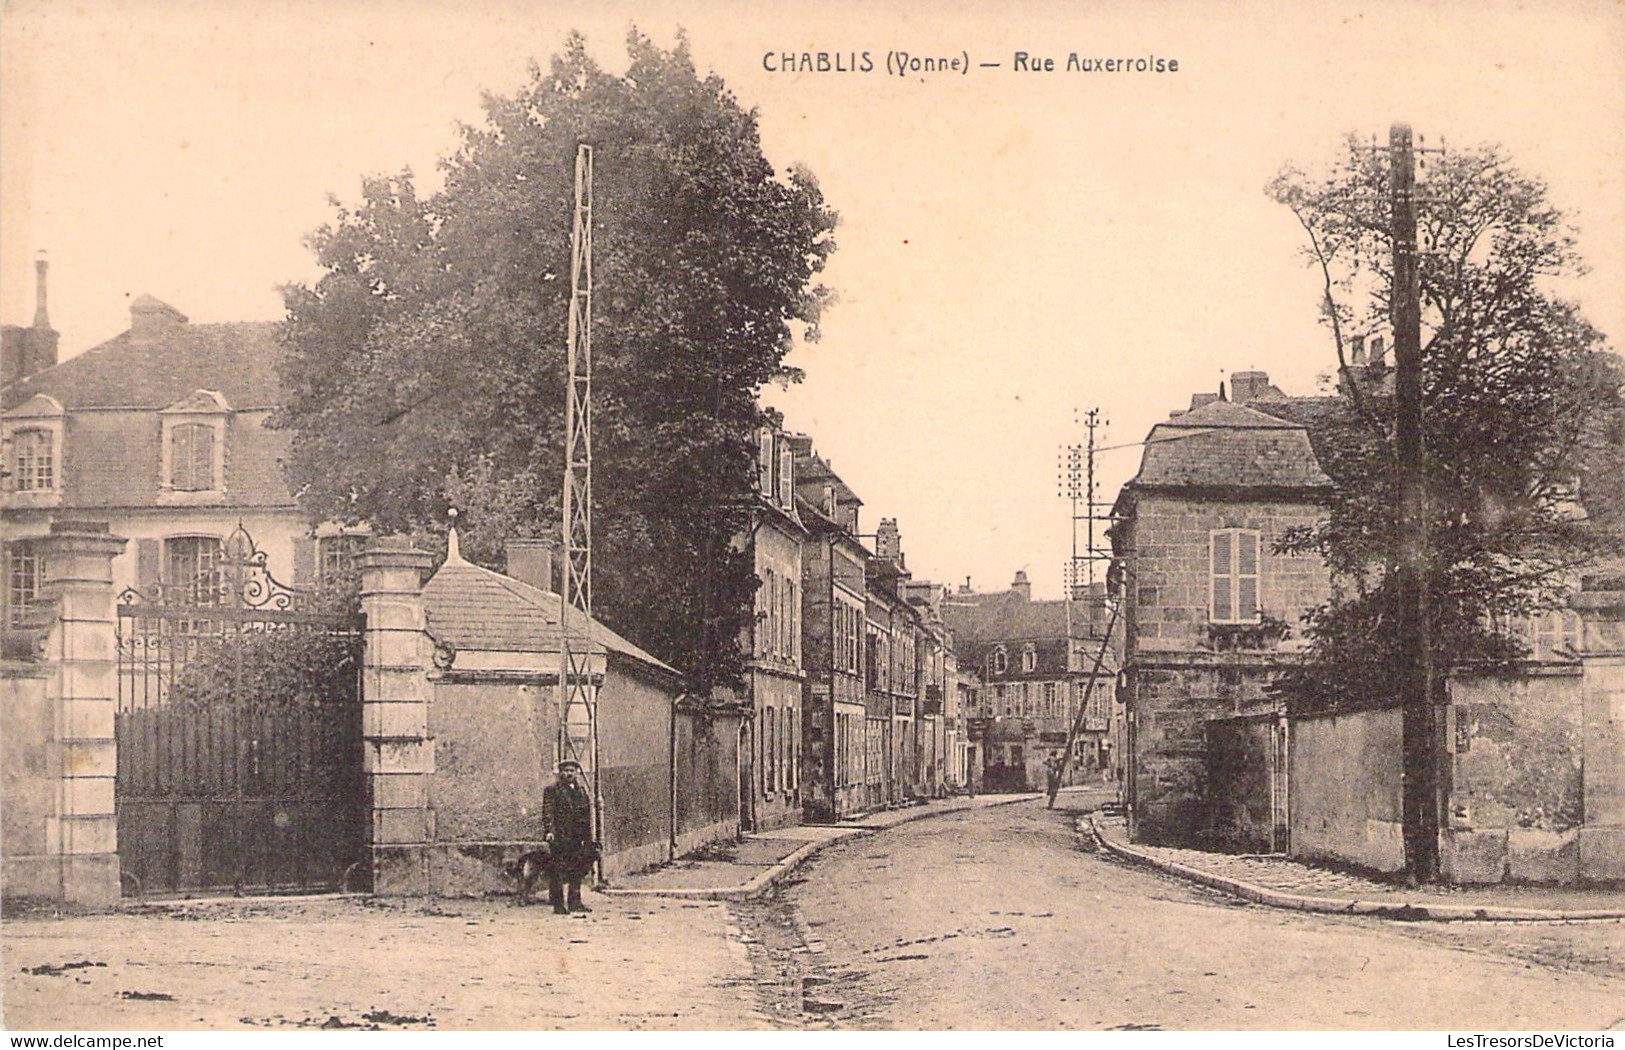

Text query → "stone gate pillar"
[1575,581,1625,883]
[358,538,437,895]
[1,521,127,906]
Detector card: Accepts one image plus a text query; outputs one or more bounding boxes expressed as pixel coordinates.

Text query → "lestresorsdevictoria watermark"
[1447,1037,1615,1048]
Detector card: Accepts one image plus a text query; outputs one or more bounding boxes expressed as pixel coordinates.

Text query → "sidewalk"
[1088,812,1625,922]
[605,793,1040,900]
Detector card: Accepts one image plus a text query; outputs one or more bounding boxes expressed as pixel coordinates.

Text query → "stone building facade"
[1109,393,1334,848]
[944,573,1117,792]
[789,436,873,822]
[737,426,809,831]
[3,294,344,629]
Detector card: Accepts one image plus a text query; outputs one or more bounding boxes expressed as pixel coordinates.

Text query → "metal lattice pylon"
[559,144,598,801]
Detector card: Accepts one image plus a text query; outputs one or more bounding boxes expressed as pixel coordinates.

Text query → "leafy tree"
[1266,137,1625,711]
[273,30,838,695]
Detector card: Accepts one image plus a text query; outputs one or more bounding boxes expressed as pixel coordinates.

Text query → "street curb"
[1087,814,1625,923]
[602,794,1041,902]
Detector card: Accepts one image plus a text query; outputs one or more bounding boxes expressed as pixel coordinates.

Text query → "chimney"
[1011,570,1031,602]
[1369,334,1386,366]
[960,576,973,595]
[876,518,901,561]
[129,295,188,341]
[33,251,51,330]
[1350,334,1367,366]
[504,537,557,594]
[1230,371,1271,403]
[1,252,60,386]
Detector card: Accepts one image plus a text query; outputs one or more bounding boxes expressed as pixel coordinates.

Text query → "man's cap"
[557,759,584,772]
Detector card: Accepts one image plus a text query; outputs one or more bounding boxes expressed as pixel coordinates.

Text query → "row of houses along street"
[1,263,1121,904]
[7,259,1621,910]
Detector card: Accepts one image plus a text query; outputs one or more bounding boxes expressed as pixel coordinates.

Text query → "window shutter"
[758,429,774,495]
[137,539,161,592]
[292,537,316,586]
[1211,531,1233,621]
[1237,532,1260,620]
[762,570,774,657]
[778,447,794,508]
[170,426,191,490]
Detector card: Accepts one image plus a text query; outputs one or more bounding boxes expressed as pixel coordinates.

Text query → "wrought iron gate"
[115,526,366,896]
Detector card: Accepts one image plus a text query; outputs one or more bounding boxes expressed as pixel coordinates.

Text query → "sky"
[4,0,1623,600]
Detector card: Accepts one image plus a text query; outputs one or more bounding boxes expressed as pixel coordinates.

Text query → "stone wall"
[673,708,741,857]
[419,676,555,895]
[1575,587,1625,882]
[1204,714,1277,852]
[1127,653,1294,845]
[1287,707,1405,874]
[597,657,681,876]
[1442,667,1585,884]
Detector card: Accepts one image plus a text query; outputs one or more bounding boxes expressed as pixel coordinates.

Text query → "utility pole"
[1061,427,1084,596]
[1389,122,1439,883]
[1059,407,1110,598]
[559,144,601,857]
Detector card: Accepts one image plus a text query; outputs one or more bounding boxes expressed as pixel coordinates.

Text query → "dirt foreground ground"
[3,894,762,1031]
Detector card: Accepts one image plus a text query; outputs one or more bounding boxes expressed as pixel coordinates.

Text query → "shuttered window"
[778,447,794,508]
[169,423,216,491]
[758,429,774,495]
[1210,529,1262,623]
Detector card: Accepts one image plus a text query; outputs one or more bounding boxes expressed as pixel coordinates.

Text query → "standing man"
[1044,753,1063,810]
[542,759,597,915]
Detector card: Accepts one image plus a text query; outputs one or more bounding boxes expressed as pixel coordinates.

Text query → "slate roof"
[2,317,284,411]
[941,593,1071,643]
[1130,398,1334,492]
[1242,395,1349,477]
[36,408,294,509]
[422,552,676,676]
[1,306,295,509]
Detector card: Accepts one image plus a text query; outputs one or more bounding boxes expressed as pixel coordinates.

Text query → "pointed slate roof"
[422,547,676,676]
[1131,398,1334,492]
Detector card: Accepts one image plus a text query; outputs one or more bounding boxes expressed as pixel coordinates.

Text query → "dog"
[506,843,554,905]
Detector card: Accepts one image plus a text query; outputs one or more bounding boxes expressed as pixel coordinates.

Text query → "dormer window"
[159,390,229,501]
[1022,644,1037,673]
[169,423,216,491]
[11,428,54,491]
[3,394,64,506]
[990,645,1008,675]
